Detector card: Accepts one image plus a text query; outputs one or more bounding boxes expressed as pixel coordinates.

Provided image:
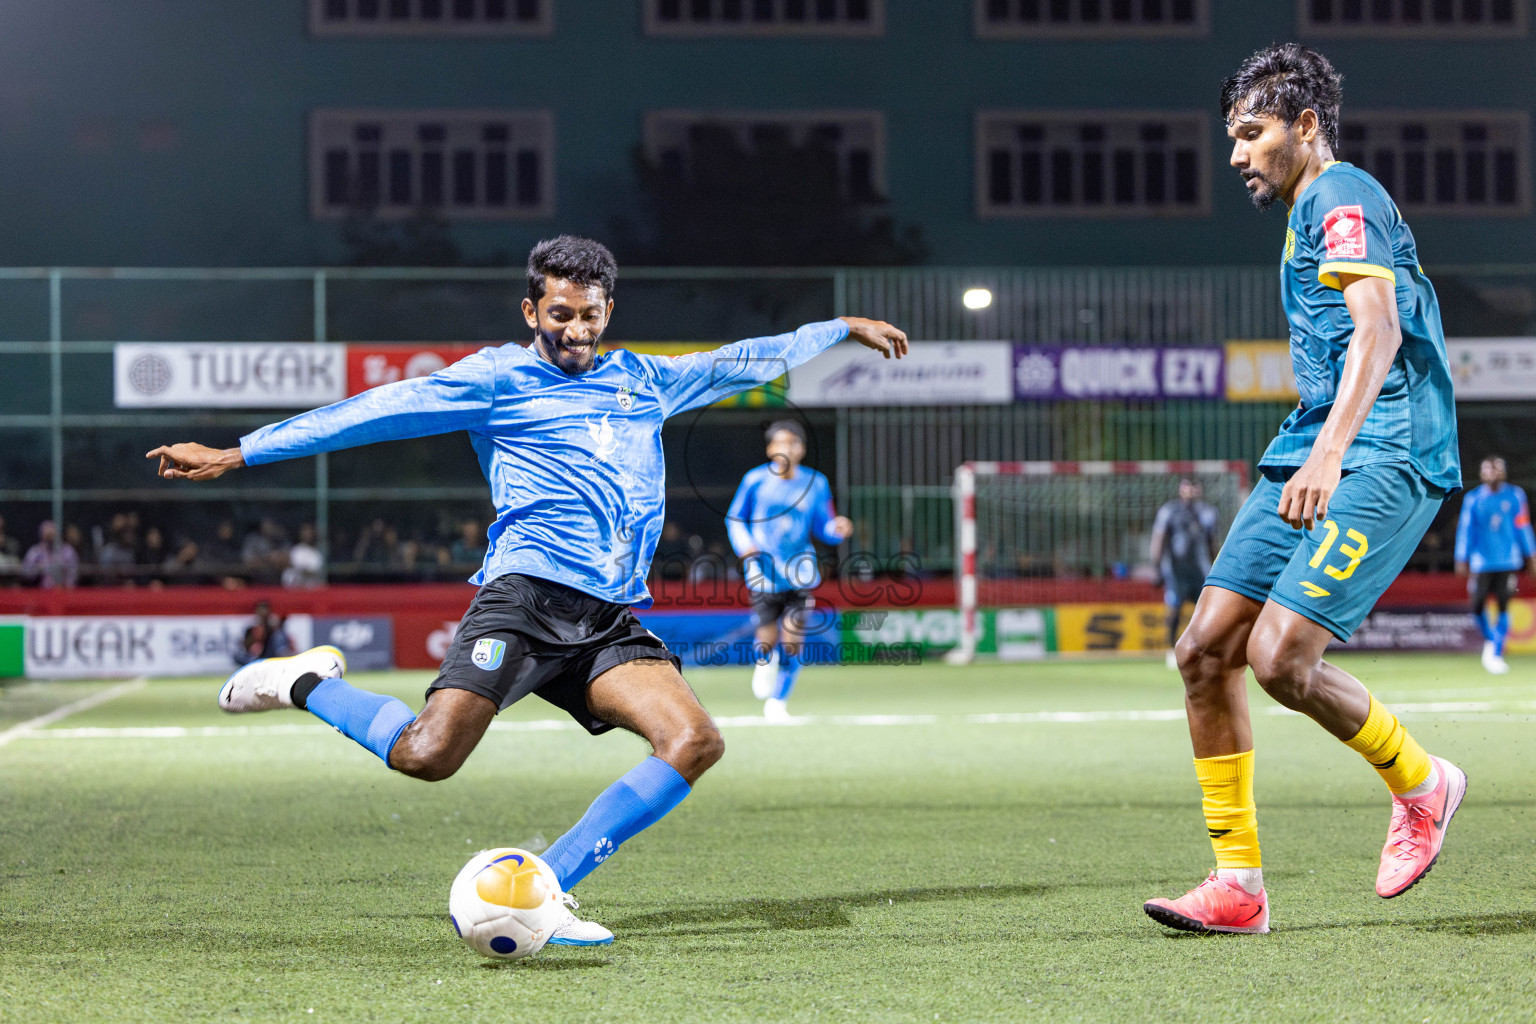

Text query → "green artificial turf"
[2,655,1534,1023]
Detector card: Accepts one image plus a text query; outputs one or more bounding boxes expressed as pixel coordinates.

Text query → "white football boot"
[545,893,615,946]
[219,645,347,713]
[1482,641,1510,675]
[750,648,780,700]
[763,697,792,722]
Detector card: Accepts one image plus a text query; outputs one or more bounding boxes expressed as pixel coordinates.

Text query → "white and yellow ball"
[448,847,563,960]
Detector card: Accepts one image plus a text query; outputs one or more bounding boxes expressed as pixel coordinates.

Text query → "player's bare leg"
[1145,586,1271,933]
[386,688,497,782]
[1246,602,1467,897]
[534,658,722,946]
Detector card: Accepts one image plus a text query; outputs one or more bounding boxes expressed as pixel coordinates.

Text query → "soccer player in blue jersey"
[1455,455,1536,674]
[1143,45,1467,935]
[147,235,906,946]
[1149,479,1221,670]
[727,420,852,719]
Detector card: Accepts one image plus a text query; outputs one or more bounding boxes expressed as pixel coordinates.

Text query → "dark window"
[1113,150,1136,202]
[421,151,444,206]
[753,0,773,20]
[1111,0,1132,19]
[324,0,348,20]
[1341,0,1364,22]
[1311,0,1333,21]
[1374,149,1396,197]
[1403,151,1426,204]
[452,0,475,20]
[1143,151,1165,204]
[847,0,869,19]
[989,150,1013,204]
[1494,150,1518,204]
[1050,149,1073,204]
[1141,0,1163,20]
[1082,151,1105,204]
[1081,0,1102,20]
[1433,149,1456,204]
[356,151,381,206]
[1171,0,1194,19]
[388,0,411,18]
[516,150,541,205]
[325,150,350,205]
[1020,0,1042,19]
[986,0,1008,20]
[485,0,508,19]
[722,0,744,19]
[785,0,807,19]
[1174,149,1197,203]
[816,0,838,20]
[1402,0,1423,19]
[1021,152,1043,204]
[690,0,710,19]
[484,151,508,206]
[357,0,380,18]
[1492,0,1515,21]
[515,0,538,19]
[1049,0,1071,20]
[1370,0,1391,21]
[1463,0,1484,22]
[388,150,412,204]
[848,150,876,201]
[1432,0,1454,22]
[1466,150,1487,203]
[421,0,443,17]
[453,150,477,205]
[659,0,681,17]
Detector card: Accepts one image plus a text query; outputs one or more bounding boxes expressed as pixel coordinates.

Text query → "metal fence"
[1,263,1531,582]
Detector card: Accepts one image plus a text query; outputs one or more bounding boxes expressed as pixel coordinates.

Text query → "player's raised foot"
[763,697,792,722]
[218,644,347,714]
[545,893,614,946]
[1376,755,1469,899]
[1481,642,1510,675]
[1143,873,1269,934]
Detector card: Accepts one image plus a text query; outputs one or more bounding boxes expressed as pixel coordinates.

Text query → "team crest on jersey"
[470,637,506,671]
[616,386,634,412]
[1283,228,1296,264]
[1323,205,1367,260]
[587,414,619,463]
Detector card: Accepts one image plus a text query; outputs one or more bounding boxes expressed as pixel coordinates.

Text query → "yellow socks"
[1194,750,1261,869]
[1343,694,1434,795]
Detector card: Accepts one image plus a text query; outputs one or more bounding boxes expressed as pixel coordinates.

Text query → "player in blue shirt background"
[1144,44,1466,937]
[727,420,852,720]
[1149,479,1221,671]
[147,235,906,947]
[1455,455,1536,674]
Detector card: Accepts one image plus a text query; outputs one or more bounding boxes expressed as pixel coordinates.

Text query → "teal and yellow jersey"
[1264,162,1460,492]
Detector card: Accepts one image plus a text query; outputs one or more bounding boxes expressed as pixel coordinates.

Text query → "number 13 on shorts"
[1308,519,1370,581]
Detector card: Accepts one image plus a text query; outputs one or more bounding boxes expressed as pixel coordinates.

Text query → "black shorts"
[1471,570,1519,612]
[749,588,817,631]
[426,574,680,735]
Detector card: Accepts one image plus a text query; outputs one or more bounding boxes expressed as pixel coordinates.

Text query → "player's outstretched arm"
[839,316,909,360]
[1276,273,1401,530]
[147,443,245,482]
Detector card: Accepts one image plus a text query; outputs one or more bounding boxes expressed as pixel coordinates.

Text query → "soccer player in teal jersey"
[1144,44,1468,936]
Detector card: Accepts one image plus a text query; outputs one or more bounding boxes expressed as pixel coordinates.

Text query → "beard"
[1245,169,1286,211]
[534,326,602,376]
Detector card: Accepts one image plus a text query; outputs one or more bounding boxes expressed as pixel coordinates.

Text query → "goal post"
[948,460,1250,663]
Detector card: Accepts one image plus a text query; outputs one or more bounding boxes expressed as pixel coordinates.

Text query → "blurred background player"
[1149,478,1220,670]
[727,420,853,720]
[1144,45,1466,936]
[1455,456,1536,674]
[148,235,907,946]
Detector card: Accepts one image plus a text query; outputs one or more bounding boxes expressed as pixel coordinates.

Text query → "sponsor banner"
[1330,607,1481,653]
[1498,598,1536,655]
[305,615,396,671]
[24,615,252,679]
[1225,340,1299,402]
[1446,338,1536,400]
[838,606,1055,662]
[346,344,485,396]
[792,341,1015,407]
[603,342,785,407]
[1013,345,1224,401]
[394,613,466,670]
[114,343,346,408]
[1054,603,1170,655]
[0,618,24,677]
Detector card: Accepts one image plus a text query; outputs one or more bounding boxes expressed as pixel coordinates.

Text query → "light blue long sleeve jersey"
[1455,483,1536,574]
[726,464,842,593]
[239,319,851,606]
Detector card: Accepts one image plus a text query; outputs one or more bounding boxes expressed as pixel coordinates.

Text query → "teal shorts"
[1205,461,1447,640]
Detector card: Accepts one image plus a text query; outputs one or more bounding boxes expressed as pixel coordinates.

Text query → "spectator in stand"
[97,513,138,584]
[162,537,204,585]
[204,519,241,568]
[449,519,488,565]
[242,518,291,585]
[234,599,294,666]
[0,515,21,586]
[352,517,396,566]
[22,520,79,589]
[283,523,326,588]
[138,526,169,587]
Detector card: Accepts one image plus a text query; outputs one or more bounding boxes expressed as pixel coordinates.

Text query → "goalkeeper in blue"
[1455,455,1536,674]
[147,235,907,946]
[726,420,852,720]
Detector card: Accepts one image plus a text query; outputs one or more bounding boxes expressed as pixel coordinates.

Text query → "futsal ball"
[448,847,564,960]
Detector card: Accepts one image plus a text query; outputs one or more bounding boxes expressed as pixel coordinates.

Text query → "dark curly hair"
[1221,43,1344,149]
[526,235,618,303]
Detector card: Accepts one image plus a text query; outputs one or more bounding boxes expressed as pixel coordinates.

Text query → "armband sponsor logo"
[1323,205,1367,260]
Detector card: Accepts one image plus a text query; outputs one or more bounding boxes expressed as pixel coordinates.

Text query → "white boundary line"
[11,698,1536,741]
[0,678,148,749]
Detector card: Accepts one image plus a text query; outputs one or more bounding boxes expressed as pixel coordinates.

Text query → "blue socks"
[1474,610,1495,643]
[1496,612,1511,656]
[543,756,691,891]
[304,677,417,767]
[773,648,803,701]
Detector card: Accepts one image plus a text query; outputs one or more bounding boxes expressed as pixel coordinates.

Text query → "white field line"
[12,698,1536,742]
[0,678,148,749]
